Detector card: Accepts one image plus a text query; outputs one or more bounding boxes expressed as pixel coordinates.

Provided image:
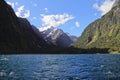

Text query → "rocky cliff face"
[0,0,50,53]
[74,0,120,52]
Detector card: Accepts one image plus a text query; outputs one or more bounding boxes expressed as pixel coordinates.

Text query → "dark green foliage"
[44,47,109,54]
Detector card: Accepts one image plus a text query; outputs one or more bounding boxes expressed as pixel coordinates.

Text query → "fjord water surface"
[0,54,120,80]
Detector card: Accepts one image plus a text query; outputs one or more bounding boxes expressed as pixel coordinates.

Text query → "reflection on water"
[0,54,120,80]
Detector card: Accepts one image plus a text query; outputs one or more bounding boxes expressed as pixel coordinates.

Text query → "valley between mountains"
[0,0,120,54]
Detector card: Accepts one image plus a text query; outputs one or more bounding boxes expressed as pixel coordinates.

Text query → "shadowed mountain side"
[0,0,52,53]
[36,47,109,54]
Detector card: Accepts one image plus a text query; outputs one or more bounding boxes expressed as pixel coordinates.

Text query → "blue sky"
[7,0,115,37]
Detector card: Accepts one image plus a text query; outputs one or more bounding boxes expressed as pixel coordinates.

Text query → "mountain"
[73,0,120,53]
[39,27,77,48]
[0,0,50,53]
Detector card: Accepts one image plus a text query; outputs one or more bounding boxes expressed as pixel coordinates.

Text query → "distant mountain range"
[73,0,120,53]
[39,27,77,48]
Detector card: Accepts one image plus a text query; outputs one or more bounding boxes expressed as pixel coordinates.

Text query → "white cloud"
[39,13,74,31]
[15,6,30,18]
[7,1,30,18]
[23,10,30,18]
[44,8,48,12]
[75,21,80,28]
[39,26,52,31]
[93,0,115,15]
[7,1,15,8]
[7,1,18,8]
[16,5,24,17]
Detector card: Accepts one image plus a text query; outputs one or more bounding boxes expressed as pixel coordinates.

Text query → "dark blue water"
[0,54,120,80]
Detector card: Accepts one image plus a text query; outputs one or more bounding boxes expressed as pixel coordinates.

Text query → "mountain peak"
[39,26,55,32]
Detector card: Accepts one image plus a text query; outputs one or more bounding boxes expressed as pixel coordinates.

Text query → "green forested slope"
[74,1,120,53]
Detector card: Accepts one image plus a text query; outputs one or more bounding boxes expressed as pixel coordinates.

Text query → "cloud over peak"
[39,13,74,31]
[16,5,24,17]
[23,10,30,18]
[93,0,115,15]
[15,6,30,18]
[7,1,15,8]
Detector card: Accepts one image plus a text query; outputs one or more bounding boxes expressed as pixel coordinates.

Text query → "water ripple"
[0,54,120,80]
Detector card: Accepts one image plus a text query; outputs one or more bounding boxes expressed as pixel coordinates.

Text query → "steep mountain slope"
[0,0,50,53]
[74,0,120,52]
[40,27,77,47]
